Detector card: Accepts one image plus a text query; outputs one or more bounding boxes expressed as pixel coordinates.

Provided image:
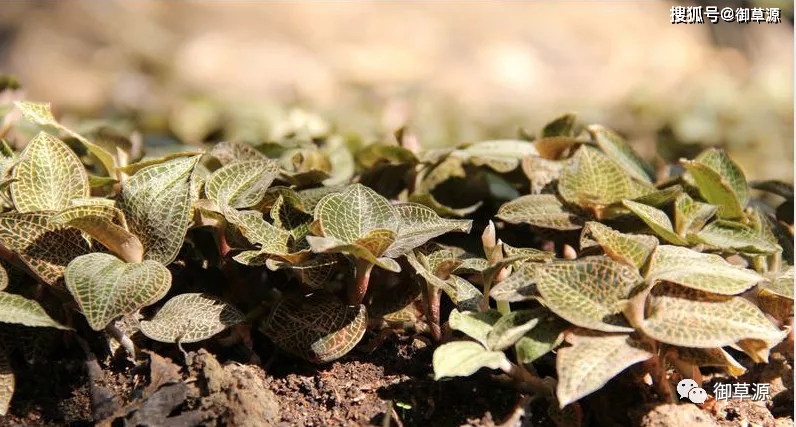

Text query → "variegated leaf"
[672,347,746,377]
[681,149,748,220]
[383,203,472,258]
[515,315,569,365]
[580,221,658,269]
[139,293,244,344]
[622,199,688,245]
[204,159,280,209]
[674,192,717,236]
[209,140,266,165]
[118,155,200,264]
[487,308,549,351]
[451,140,539,173]
[0,212,91,285]
[640,282,786,349]
[489,264,542,302]
[448,308,502,348]
[65,253,172,330]
[646,245,763,295]
[0,347,12,416]
[536,257,641,333]
[14,101,116,174]
[556,329,654,408]
[692,220,780,254]
[313,183,400,242]
[259,293,367,364]
[558,146,636,209]
[50,205,144,263]
[587,125,654,184]
[0,292,70,329]
[496,194,584,230]
[11,132,89,213]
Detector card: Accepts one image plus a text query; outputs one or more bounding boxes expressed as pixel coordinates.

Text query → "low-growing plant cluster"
[0,85,792,425]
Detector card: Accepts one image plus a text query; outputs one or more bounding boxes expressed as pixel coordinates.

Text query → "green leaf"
[536,257,641,333]
[0,212,92,286]
[621,199,688,245]
[646,245,763,295]
[65,253,172,331]
[487,308,550,351]
[580,221,658,269]
[259,293,367,364]
[383,203,472,258]
[489,264,542,302]
[0,264,6,292]
[407,192,483,218]
[540,113,577,138]
[681,150,747,220]
[314,183,400,242]
[116,152,203,176]
[749,180,793,200]
[558,146,636,209]
[307,229,399,272]
[515,316,569,365]
[556,329,654,408]
[674,192,717,236]
[451,140,539,173]
[760,266,794,299]
[692,220,780,254]
[640,283,786,350]
[139,293,244,344]
[204,159,280,209]
[446,275,485,312]
[14,101,117,175]
[0,292,70,329]
[118,155,200,264]
[587,125,654,184]
[0,347,12,416]
[520,155,564,194]
[496,194,584,230]
[10,132,89,213]
[448,308,501,348]
[432,341,509,380]
[50,205,144,263]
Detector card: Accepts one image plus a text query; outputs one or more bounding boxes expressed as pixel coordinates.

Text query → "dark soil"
[0,330,792,427]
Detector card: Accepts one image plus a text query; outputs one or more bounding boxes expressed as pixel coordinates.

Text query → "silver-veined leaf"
[432,341,509,380]
[139,293,244,344]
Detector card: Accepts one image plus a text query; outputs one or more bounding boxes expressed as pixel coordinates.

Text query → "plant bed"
[0,87,792,426]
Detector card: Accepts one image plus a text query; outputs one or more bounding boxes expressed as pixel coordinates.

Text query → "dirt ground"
[0,328,792,427]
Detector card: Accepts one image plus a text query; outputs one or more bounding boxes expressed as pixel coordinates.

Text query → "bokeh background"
[0,1,793,181]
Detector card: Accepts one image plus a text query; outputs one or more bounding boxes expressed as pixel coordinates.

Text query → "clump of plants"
[0,86,791,427]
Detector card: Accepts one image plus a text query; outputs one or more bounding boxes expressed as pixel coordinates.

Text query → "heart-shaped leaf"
[536,257,641,333]
[139,293,244,344]
[11,132,89,213]
[639,282,787,349]
[692,220,780,254]
[0,347,12,416]
[50,205,144,263]
[558,146,637,209]
[14,101,116,174]
[674,192,717,236]
[515,315,569,365]
[0,292,70,329]
[118,155,200,265]
[646,245,763,295]
[204,159,280,209]
[587,125,654,184]
[621,199,688,245]
[382,203,472,258]
[580,222,658,269]
[448,308,502,348]
[496,194,584,230]
[259,293,367,364]
[556,329,654,408]
[65,253,172,330]
[432,341,509,380]
[0,212,92,285]
[314,183,400,242]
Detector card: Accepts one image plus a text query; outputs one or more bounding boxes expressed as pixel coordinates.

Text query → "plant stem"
[105,323,136,361]
[423,283,442,341]
[349,259,374,305]
[496,300,511,315]
[644,342,676,403]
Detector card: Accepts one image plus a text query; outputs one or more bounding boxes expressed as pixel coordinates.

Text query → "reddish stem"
[424,284,442,341]
[349,259,373,305]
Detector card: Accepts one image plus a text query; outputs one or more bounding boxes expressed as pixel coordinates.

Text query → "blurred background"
[0,1,792,181]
